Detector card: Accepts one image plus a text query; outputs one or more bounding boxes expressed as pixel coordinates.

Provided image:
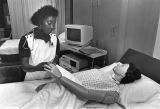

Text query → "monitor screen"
[67,28,81,42]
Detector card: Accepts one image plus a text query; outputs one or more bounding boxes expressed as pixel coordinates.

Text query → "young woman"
[18,5,60,80]
[40,62,142,105]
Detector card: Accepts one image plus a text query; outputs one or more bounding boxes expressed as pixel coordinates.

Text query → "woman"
[18,5,60,80]
[39,62,142,105]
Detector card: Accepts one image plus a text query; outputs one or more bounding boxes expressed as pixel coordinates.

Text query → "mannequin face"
[113,64,129,79]
[40,16,56,35]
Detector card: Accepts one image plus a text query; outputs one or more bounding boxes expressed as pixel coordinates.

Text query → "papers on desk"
[79,46,104,55]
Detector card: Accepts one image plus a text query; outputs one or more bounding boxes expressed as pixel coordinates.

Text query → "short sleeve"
[18,36,30,58]
[56,38,60,56]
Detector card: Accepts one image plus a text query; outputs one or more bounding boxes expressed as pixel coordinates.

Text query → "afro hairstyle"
[120,63,141,84]
[30,5,58,26]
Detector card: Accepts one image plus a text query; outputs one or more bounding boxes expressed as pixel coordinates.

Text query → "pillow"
[119,75,160,104]
[58,32,65,43]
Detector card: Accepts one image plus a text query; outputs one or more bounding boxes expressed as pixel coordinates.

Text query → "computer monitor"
[65,24,93,47]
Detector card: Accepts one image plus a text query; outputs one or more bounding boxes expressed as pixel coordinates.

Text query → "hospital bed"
[0,39,23,83]
[0,48,159,109]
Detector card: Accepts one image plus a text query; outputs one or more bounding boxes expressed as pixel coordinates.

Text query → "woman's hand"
[36,62,48,71]
[43,64,62,79]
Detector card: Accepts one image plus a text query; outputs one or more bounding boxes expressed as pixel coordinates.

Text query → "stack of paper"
[79,46,103,55]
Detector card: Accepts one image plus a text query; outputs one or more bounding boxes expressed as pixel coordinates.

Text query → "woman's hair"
[120,63,141,84]
[30,5,58,26]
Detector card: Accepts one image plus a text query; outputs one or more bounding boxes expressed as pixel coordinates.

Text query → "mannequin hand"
[43,64,62,79]
[35,83,47,92]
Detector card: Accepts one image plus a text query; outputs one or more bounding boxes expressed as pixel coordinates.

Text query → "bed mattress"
[0,39,20,63]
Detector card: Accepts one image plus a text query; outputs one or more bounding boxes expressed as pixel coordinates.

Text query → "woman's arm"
[60,76,119,104]
[60,76,105,102]
[21,57,45,72]
[44,64,119,104]
[52,38,60,64]
[52,55,59,65]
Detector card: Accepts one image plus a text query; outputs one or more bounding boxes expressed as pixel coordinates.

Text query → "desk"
[60,43,108,69]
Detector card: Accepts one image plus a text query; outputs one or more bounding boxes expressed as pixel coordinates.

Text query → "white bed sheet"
[0,65,159,109]
[0,39,20,55]
[0,79,52,109]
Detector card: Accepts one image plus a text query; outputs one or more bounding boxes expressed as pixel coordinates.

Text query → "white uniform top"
[24,33,57,80]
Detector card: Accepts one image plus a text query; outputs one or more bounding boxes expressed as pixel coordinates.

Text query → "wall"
[65,0,72,24]
[123,0,160,56]
[0,0,11,38]
[0,0,7,28]
[66,0,160,63]
[153,12,160,60]
[73,0,92,26]
[92,0,122,63]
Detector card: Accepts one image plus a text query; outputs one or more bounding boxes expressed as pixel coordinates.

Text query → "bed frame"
[120,48,160,84]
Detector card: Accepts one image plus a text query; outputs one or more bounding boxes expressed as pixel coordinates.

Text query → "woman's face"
[113,63,129,78]
[41,16,56,35]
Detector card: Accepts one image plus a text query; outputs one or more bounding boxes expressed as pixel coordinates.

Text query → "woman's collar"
[111,72,120,85]
[34,27,50,43]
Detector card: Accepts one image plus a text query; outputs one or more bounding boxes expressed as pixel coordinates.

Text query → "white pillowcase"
[120,75,160,104]
[58,32,65,43]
